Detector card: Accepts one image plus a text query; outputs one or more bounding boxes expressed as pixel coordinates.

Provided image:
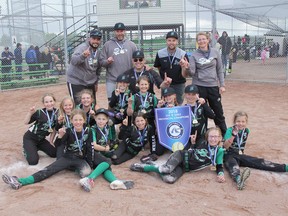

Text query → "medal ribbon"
[43,109,55,129]
[167,49,177,69]
[133,69,144,80]
[119,93,126,109]
[65,114,71,128]
[139,92,149,110]
[97,126,108,143]
[190,104,198,120]
[115,41,124,51]
[208,145,218,166]
[236,129,245,151]
[73,128,85,153]
[137,126,147,147]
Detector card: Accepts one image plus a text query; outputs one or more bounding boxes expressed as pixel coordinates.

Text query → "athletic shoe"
[2,174,22,190]
[140,153,158,163]
[237,167,251,190]
[110,180,134,190]
[130,163,145,172]
[79,177,94,192]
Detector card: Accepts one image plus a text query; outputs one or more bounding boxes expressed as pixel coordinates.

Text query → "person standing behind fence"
[41,47,53,71]
[154,31,189,105]
[99,22,138,101]
[25,45,37,79]
[217,31,232,77]
[181,32,227,136]
[1,47,14,82]
[14,43,23,80]
[66,30,102,105]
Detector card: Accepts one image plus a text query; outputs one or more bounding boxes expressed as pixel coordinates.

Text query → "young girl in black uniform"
[22,93,58,165]
[76,89,98,127]
[2,109,93,190]
[54,96,75,158]
[112,112,154,165]
[157,87,178,108]
[127,76,163,161]
[130,127,225,184]
[184,84,215,144]
[223,111,288,190]
[79,108,134,192]
[109,74,131,125]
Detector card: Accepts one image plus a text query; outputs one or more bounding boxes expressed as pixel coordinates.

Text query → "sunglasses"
[133,58,143,62]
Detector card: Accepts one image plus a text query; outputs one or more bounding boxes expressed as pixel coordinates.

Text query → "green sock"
[144,165,160,173]
[285,164,288,172]
[88,162,110,180]
[18,176,34,186]
[103,169,117,183]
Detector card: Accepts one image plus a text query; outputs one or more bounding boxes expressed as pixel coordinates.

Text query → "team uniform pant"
[148,119,165,156]
[93,151,111,168]
[197,86,227,135]
[170,83,185,105]
[32,155,91,183]
[224,153,286,182]
[23,131,56,165]
[67,82,96,105]
[112,141,138,165]
[158,150,186,184]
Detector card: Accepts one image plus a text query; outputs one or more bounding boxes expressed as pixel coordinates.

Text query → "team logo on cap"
[167,122,184,139]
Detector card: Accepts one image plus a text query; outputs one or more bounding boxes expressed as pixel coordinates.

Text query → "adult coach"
[123,50,171,95]
[100,22,138,100]
[182,32,227,135]
[154,31,189,105]
[66,30,102,105]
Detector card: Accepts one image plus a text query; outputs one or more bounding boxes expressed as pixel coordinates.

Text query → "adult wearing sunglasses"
[66,30,102,104]
[100,22,138,101]
[122,50,172,95]
[154,31,189,105]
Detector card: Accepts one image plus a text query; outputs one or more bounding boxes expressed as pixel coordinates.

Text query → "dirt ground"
[0,80,288,216]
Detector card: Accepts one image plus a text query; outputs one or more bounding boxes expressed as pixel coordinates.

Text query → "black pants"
[112,141,138,165]
[224,153,286,182]
[23,131,56,165]
[67,82,96,105]
[32,154,91,183]
[93,151,111,168]
[148,118,166,156]
[197,86,227,135]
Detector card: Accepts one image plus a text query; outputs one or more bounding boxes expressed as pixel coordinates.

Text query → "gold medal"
[192,119,198,124]
[239,150,243,155]
[210,165,216,171]
[79,151,83,156]
[48,128,53,133]
[120,109,124,114]
[141,109,146,114]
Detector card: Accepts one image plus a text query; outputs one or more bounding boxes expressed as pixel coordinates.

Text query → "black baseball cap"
[162,87,176,97]
[114,22,126,30]
[132,50,144,58]
[166,31,178,39]
[184,85,199,94]
[90,30,102,39]
[116,74,129,83]
[95,108,109,116]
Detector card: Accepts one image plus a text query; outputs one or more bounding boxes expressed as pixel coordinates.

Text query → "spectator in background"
[218,31,232,77]
[34,46,42,74]
[140,0,149,7]
[275,42,280,57]
[14,43,23,80]
[25,45,37,79]
[41,47,53,70]
[100,22,137,101]
[1,47,14,82]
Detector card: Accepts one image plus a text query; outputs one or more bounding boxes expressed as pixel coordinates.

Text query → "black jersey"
[109,90,130,115]
[28,108,58,140]
[132,92,158,119]
[224,127,250,154]
[54,126,93,167]
[76,103,96,127]
[119,124,154,155]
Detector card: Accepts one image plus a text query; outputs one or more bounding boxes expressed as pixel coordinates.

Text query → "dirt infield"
[0,81,288,216]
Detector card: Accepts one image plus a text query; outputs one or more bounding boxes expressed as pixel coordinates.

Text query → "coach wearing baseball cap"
[100,22,138,101]
[66,29,103,104]
[154,31,189,105]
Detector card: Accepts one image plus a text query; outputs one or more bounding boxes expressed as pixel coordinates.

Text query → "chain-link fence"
[0,0,288,91]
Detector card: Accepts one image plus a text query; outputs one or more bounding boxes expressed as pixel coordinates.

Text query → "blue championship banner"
[155,106,191,152]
